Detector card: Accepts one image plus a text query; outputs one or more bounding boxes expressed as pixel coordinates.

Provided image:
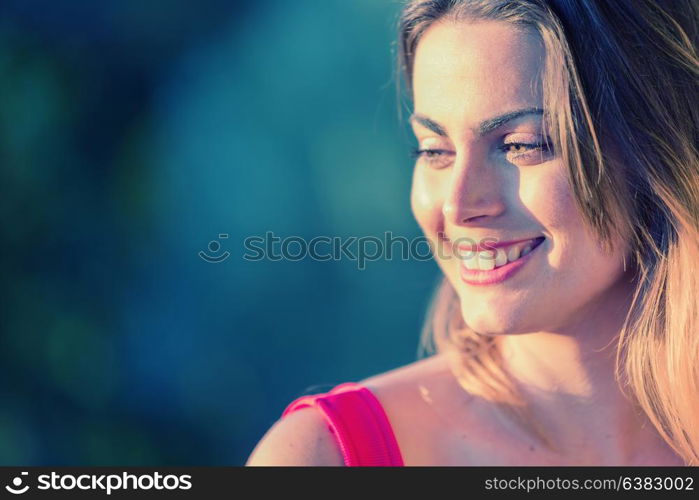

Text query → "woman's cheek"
[410,167,445,239]
[520,161,577,232]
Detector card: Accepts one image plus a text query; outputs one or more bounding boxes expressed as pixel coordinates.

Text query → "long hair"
[398,0,699,464]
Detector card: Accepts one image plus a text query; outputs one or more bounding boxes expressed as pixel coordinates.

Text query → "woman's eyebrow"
[479,107,544,135]
[409,114,447,136]
[410,107,544,137]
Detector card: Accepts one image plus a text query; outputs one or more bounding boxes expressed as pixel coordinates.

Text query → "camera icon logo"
[5,472,29,494]
[199,233,230,263]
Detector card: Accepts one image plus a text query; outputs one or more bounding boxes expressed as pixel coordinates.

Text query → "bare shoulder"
[358,353,488,465]
[245,357,449,467]
[246,406,345,466]
[359,352,453,398]
[246,353,471,467]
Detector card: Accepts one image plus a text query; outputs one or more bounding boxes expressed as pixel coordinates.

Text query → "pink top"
[281,382,405,466]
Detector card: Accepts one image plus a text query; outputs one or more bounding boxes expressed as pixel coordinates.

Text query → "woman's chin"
[459,301,532,336]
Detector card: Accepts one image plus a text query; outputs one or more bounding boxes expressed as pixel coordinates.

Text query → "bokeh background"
[0,0,440,465]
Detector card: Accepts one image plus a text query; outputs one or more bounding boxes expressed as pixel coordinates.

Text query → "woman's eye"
[500,140,554,164]
[411,148,453,168]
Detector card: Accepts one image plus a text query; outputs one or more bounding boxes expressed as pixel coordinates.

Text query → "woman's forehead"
[412,20,545,132]
[415,18,542,64]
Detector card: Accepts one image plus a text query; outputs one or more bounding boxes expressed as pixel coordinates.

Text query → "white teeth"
[463,252,479,270]
[494,248,508,267]
[477,250,495,271]
[460,238,542,272]
[507,245,521,262]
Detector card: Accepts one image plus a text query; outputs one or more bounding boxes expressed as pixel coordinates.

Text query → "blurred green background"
[0,0,440,464]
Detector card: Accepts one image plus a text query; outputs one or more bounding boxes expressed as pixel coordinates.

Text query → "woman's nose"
[441,149,507,225]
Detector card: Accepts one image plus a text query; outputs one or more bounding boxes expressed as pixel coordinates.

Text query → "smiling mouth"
[458,236,545,271]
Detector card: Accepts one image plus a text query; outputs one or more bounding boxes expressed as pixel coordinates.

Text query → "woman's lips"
[458,237,545,286]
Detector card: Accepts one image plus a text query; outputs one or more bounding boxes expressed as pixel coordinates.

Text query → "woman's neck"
[497,277,683,465]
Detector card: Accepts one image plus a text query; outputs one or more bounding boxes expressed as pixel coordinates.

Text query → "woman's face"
[410,19,633,336]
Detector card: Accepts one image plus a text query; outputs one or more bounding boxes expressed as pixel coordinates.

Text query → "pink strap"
[281,382,404,466]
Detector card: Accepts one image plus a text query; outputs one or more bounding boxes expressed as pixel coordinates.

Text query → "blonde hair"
[399,0,699,463]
